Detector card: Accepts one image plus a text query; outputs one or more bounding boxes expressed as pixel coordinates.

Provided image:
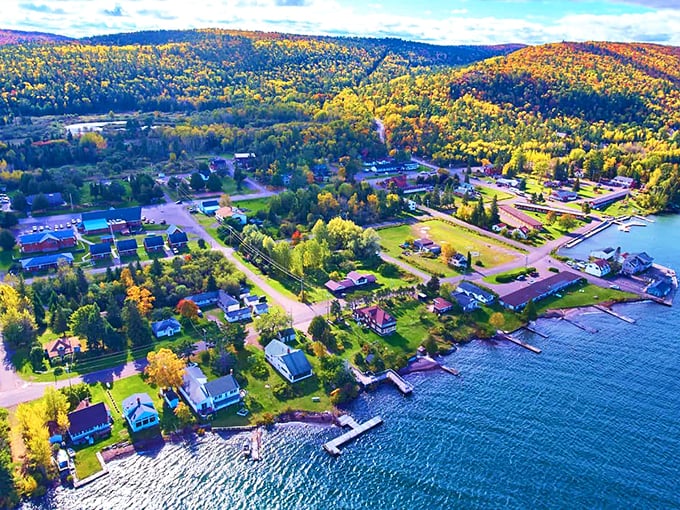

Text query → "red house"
[353,305,397,336]
[18,231,77,254]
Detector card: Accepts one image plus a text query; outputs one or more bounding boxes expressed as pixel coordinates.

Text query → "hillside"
[0,29,72,46]
[0,29,517,118]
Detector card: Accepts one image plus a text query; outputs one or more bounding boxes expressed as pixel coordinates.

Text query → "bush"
[548,266,560,273]
[495,266,536,283]
[199,350,211,365]
[248,355,270,379]
[272,382,296,400]
[257,412,275,426]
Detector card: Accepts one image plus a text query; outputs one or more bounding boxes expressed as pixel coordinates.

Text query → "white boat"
[242,440,251,457]
[618,224,630,232]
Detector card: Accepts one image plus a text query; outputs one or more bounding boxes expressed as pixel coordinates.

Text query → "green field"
[476,185,514,202]
[233,197,272,215]
[536,281,637,312]
[379,219,521,277]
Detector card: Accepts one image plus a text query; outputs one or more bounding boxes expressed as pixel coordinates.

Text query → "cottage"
[122,393,159,433]
[647,277,672,298]
[491,223,508,233]
[151,318,181,338]
[353,305,397,336]
[622,252,653,275]
[67,402,111,444]
[449,253,468,268]
[551,189,579,202]
[413,238,441,255]
[167,231,189,250]
[179,366,241,417]
[116,238,138,257]
[81,206,142,235]
[584,259,611,278]
[325,271,377,293]
[432,297,454,315]
[589,190,629,210]
[265,340,314,383]
[225,307,252,323]
[450,292,479,312]
[511,226,531,240]
[18,231,77,254]
[44,337,81,363]
[218,290,240,313]
[590,247,617,261]
[215,206,247,225]
[143,235,165,253]
[277,327,296,343]
[199,200,220,216]
[500,272,583,311]
[90,242,112,261]
[456,281,495,304]
[20,252,74,272]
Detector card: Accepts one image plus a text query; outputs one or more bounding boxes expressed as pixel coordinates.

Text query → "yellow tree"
[43,387,70,431]
[119,267,134,288]
[174,402,195,427]
[127,285,155,316]
[440,243,456,265]
[15,402,51,470]
[489,312,506,332]
[146,348,186,389]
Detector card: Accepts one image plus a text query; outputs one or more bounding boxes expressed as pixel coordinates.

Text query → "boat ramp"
[323,415,383,456]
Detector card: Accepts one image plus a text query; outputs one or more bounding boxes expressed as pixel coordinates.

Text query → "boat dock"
[350,366,413,395]
[497,331,542,354]
[440,365,460,376]
[593,304,636,324]
[563,219,611,249]
[385,370,413,394]
[250,428,262,461]
[522,325,548,338]
[323,415,383,456]
[561,317,598,333]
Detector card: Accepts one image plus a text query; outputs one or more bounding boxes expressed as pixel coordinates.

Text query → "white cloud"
[3,0,680,45]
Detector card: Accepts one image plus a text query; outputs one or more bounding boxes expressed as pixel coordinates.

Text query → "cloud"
[616,0,680,8]
[274,0,311,5]
[18,2,65,14]
[103,5,126,17]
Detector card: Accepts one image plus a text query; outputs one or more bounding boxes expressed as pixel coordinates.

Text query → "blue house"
[151,318,182,338]
[67,402,112,444]
[122,393,159,433]
[226,307,252,323]
[199,200,220,215]
[20,252,74,273]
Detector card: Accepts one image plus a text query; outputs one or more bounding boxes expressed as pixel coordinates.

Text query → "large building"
[81,206,142,235]
[18,230,77,254]
[353,305,397,336]
[498,205,543,231]
[589,190,629,210]
[500,272,583,311]
[179,366,241,417]
[20,252,74,272]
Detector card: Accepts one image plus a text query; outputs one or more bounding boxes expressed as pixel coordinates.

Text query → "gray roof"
[151,318,181,335]
[266,340,313,379]
[116,238,138,252]
[457,281,494,301]
[144,235,164,248]
[182,366,209,405]
[218,290,239,308]
[204,374,239,397]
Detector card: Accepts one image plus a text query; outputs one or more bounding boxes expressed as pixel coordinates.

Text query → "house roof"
[204,374,239,397]
[590,259,610,269]
[144,235,164,248]
[457,281,494,301]
[630,252,653,264]
[265,340,313,378]
[20,252,74,269]
[27,192,64,208]
[215,206,244,219]
[200,200,220,208]
[90,242,111,255]
[414,238,434,247]
[168,232,188,244]
[164,388,179,402]
[278,327,296,339]
[165,224,182,236]
[253,302,269,314]
[151,318,181,335]
[186,291,219,304]
[122,393,158,423]
[226,308,251,320]
[68,402,109,436]
[19,230,76,245]
[346,271,376,284]
[590,190,629,206]
[218,290,239,308]
[433,297,453,311]
[501,272,582,308]
[182,366,210,405]
[451,292,476,309]
[82,206,142,223]
[44,336,80,359]
[499,204,543,228]
[355,305,396,327]
[116,239,138,252]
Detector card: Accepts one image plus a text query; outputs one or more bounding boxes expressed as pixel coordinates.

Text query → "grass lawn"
[476,185,514,202]
[379,219,521,277]
[0,248,19,271]
[233,197,272,216]
[536,281,637,313]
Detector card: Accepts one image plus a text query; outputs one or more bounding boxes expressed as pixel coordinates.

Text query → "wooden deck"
[323,416,383,456]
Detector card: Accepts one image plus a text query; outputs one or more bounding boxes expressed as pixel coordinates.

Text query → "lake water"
[31,216,680,510]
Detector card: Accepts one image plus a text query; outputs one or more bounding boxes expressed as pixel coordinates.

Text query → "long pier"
[385,370,413,394]
[350,366,413,395]
[250,428,262,461]
[323,415,383,456]
[496,332,542,354]
[593,304,636,324]
[522,325,548,338]
[563,219,611,249]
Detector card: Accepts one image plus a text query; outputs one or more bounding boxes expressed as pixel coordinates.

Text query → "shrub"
[548,266,560,273]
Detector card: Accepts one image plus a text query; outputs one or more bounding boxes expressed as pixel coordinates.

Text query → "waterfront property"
[590,247,617,261]
[622,252,653,275]
[18,230,77,253]
[353,305,397,336]
[122,393,159,433]
[179,365,241,417]
[44,336,81,364]
[585,259,611,277]
[116,238,138,257]
[432,297,454,315]
[89,242,111,261]
[457,281,496,305]
[646,277,672,298]
[325,271,377,294]
[450,292,479,312]
[20,252,74,272]
[498,204,543,231]
[589,190,629,210]
[500,272,584,311]
[81,206,142,235]
[67,401,112,445]
[151,318,182,338]
[264,340,314,383]
[514,202,588,219]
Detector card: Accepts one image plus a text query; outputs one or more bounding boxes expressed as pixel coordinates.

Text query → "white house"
[449,253,468,268]
[122,393,159,433]
[407,199,418,211]
[179,366,241,417]
[151,318,181,339]
[590,247,617,261]
[457,281,496,304]
[612,176,634,188]
[265,340,313,383]
[584,259,611,278]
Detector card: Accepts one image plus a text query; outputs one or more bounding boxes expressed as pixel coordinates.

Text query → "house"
[622,252,653,275]
[44,337,81,363]
[215,206,247,225]
[492,223,508,233]
[511,226,531,239]
[179,366,241,417]
[116,238,138,257]
[143,235,165,253]
[590,247,617,261]
[225,307,252,323]
[151,318,181,338]
[325,271,377,293]
[589,190,629,210]
[185,291,220,307]
[67,402,112,444]
[265,340,313,383]
[500,272,583,311]
[496,177,520,188]
[163,388,179,409]
[100,235,115,245]
[20,252,74,272]
[89,242,112,261]
[252,302,269,316]
[584,259,611,278]
[449,253,468,268]
[413,238,441,255]
[209,157,228,172]
[81,206,142,234]
[234,152,256,169]
[167,231,189,250]
[498,205,543,231]
[450,292,479,312]
[353,305,397,336]
[243,294,260,308]
[18,230,77,254]
[122,393,159,433]
[26,192,65,210]
[199,200,220,215]
[612,176,634,188]
[551,189,579,202]
[456,281,496,304]
[218,290,240,313]
[165,224,182,236]
[407,199,418,211]
[647,277,672,298]
[277,327,296,343]
[432,297,453,315]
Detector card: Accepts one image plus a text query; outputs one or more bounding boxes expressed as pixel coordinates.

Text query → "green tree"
[426,276,440,296]
[70,303,108,351]
[30,193,50,211]
[206,173,222,192]
[488,195,500,226]
[190,172,206,191]
[50,307,70,336]
[255,307,292,345]
[522,299,538,322]
[0,229,15,251]
[423,335,438,356]
[123,300,153,347]
[330,300,342,322]
[308,315,329,342]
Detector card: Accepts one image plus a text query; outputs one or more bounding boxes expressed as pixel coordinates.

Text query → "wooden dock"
[323,416,383,456]
[350,366,414,395]
[561,317,598,333]
[497,332,542,354]
[593,304,636,324]
[440,365,460,376]
[523,325,548,338]
[385,370,413,394]
[250,428,262,461]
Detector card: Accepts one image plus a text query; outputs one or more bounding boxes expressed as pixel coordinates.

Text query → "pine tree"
[123,300,153,347]
[32,292,45,328]
[51,307,70,336]
[489,195,500,226]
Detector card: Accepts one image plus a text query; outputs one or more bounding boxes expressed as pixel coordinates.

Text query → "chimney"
[230,369,234,375]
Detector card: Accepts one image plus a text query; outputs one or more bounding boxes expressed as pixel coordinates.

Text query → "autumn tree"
[146,348,186,389]
[43,387,70,431]
[174,402,195,428]
[176,299,199,320]
[441,242,456,265]
[126,285,155,316]
[219,194,232,207]
[489,312,506,331]
[557,214,578,231]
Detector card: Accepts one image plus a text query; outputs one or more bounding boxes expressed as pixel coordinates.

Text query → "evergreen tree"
[32,292,45,328]
[51,307,70,337]
[522,299,538,322]
[489,195,500,226]
[150,258,163,277]
[123,300,153,347]
[206,274,218,292]
[106,294,123,329]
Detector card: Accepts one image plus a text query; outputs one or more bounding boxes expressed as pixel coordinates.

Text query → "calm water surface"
[31,217,680,509]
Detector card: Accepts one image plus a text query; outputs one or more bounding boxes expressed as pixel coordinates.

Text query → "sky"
[3,0,680,46]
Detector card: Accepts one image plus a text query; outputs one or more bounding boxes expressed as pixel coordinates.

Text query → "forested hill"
[0,29,73,46]
[0,28,518,117]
